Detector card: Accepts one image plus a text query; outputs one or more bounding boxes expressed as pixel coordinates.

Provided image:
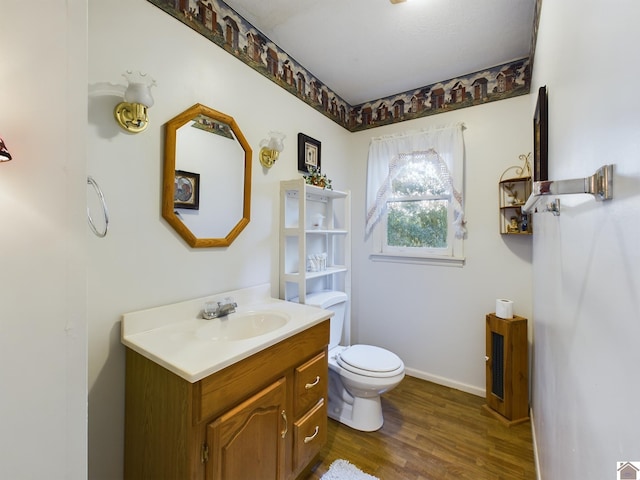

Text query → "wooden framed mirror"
[162,103,252,247]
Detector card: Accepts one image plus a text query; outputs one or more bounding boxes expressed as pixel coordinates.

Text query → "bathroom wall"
[87,2,534,478]
[0,1,88,478]
[349,96,533,395]
[530,1,640,478]
[87,0,531,479]
[87,1,352,478]
[0,1,535,478]
[9,1,638,478]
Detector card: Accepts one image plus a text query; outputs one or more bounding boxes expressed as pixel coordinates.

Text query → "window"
[366,124,465,266]
[385,152,451,252]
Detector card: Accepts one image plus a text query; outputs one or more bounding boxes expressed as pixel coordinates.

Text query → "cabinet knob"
[305,376,321,389]
[304,426,320,444]
[485,355,490,362]
[280,410,288,439]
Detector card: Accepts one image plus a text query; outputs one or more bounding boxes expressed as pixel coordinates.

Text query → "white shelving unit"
[279,178,351,307]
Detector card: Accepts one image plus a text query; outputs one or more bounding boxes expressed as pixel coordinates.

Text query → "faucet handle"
[202,297,237,319]
[203,301,218,319]
[222,296,237,307]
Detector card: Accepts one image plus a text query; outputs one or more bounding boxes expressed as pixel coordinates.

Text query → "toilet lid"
[337,344,403,375]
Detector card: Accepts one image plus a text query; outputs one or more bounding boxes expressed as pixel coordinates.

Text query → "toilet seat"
[336,344,404,378]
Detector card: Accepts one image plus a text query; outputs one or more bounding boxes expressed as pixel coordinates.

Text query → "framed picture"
[298,133,321,173]
[174,170,200,210]
[533,85,548,182]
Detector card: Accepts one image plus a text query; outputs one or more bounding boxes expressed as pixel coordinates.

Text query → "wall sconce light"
[114,71,156,134]
[259,131,285,168]
[0,135,12,162]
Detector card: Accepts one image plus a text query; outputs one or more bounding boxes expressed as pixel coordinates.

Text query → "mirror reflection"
[162,104,252,248]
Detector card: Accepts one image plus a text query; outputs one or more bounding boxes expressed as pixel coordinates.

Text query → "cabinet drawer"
[294,351,327,416]
[293,399,327,473]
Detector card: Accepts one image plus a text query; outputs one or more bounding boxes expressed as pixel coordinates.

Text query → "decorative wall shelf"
[499,154,533,235]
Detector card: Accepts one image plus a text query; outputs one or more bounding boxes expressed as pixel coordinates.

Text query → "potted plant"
[303,166,332,190]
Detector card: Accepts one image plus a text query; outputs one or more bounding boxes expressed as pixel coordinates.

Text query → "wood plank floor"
[304,375,536,480]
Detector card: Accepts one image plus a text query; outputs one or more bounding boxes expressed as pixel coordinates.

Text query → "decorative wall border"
[148,0,531,132]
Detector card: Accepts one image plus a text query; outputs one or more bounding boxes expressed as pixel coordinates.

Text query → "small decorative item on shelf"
[499,153,533,235]
[507,216,520,233]
[303,166,332,190]
[312,213,325,229]
[307,253,328,272]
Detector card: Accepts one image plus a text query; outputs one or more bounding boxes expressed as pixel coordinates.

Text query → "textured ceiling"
[224,0,536,105]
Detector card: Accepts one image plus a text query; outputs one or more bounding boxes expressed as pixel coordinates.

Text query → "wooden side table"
[483,313,529,426]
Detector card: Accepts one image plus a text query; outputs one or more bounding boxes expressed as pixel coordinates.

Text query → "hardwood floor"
[305,375,536,480]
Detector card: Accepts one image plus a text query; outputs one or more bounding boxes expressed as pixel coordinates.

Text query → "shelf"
[280,178,351,308]
[498,174,532,235]
[303,184,348,200]
[283,266,348,281]
[305,229,348,235]
[499,177,528,185]
[282,228,348,235]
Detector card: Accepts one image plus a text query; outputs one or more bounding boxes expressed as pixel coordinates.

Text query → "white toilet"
[304,290,405,432]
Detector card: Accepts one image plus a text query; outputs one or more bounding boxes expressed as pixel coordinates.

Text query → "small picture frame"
[174,170,200,210]
[533,85,548,182]
[298,133,321,173]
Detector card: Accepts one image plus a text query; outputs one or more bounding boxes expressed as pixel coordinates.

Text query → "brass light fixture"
[259,131,285,168]
[390,0,408,3]
[114,71,156,133]
[0,135,12,162]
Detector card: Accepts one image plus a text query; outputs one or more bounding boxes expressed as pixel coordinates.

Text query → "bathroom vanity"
[121,285,330,480]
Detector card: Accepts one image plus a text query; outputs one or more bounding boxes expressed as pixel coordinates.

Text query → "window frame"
[369,152,465,267]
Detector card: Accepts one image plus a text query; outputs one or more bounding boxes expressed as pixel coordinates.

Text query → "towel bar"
[521,164,613,215]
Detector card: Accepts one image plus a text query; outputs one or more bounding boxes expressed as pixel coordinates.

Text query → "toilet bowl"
[303,290,405,432]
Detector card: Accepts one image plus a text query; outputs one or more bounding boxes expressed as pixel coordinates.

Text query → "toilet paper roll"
[495,299,514,319]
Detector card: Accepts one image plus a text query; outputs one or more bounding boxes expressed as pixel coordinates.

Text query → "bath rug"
[320,459,379,480]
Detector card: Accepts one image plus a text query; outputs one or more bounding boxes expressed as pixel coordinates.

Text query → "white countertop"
[121,284,332,383]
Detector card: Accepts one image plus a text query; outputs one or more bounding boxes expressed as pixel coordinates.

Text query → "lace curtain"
[365,123,466,238]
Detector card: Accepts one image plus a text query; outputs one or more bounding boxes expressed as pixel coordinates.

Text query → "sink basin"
[196,310,290,341]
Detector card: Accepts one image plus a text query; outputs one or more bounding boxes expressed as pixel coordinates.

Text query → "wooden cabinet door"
[206,377,287,480]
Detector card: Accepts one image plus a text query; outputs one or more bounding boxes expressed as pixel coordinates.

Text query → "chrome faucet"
[202,297,237,319]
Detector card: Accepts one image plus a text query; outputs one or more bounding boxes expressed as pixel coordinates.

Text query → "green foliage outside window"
[387,201,448,248]
[386,161,450,249]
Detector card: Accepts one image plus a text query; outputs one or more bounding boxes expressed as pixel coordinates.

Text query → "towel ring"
[87,176,109,238]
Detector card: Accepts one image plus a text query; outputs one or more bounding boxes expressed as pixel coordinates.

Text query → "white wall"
[0,1,536,478]
[87,1,351,478]
[530,1,640,479]
[87,2,537,477]
[7,1,638,478]
[349,96,533,395]
[0,1,88,479]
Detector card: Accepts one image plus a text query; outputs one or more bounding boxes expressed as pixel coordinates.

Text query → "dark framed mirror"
[162,103,252,247]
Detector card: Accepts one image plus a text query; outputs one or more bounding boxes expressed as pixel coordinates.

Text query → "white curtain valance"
[365,123,466,238]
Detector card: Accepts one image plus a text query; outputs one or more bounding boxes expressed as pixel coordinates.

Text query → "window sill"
[369,252,465,267]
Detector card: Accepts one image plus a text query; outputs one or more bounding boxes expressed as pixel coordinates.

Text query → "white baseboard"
[405,367,485,398]
[530,409,542,480]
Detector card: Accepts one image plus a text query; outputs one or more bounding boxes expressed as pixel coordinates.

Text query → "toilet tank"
[303,290,348,349]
